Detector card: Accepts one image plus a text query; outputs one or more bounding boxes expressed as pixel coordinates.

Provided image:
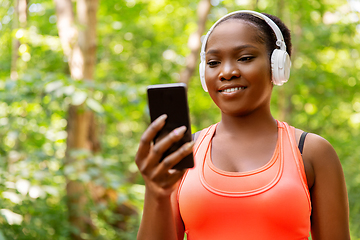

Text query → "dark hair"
[216,12,292,58]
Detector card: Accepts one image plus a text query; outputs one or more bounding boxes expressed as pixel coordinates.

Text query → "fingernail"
[173,126,187,136]
[156,114,167,123]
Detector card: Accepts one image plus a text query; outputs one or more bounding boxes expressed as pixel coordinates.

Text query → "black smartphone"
[147,83,194,170]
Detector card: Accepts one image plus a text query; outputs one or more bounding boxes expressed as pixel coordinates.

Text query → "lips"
[218,86,247,93]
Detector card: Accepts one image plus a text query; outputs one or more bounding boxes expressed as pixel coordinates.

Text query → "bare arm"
[136,115,191,240]
[302,133,350,239]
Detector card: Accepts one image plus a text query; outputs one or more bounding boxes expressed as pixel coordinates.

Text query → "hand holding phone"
[147,83,194,170]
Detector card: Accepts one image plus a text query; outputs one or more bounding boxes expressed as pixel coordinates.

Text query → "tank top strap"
[177,124,218,201]
[193,124,218,156]
[281,121,311,210]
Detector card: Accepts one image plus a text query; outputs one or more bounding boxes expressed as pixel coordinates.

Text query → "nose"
[219,61,240,81]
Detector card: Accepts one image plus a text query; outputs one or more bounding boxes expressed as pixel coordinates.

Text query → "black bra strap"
[298,131,308,155]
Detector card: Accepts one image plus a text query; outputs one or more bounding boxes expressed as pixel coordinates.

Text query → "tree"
[54,0,99,238]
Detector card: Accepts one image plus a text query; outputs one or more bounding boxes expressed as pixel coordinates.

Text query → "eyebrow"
[206,44,258,55]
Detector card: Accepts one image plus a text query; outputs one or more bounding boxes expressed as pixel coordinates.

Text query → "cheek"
[248,62,272,84]
[204,68,218,86]
[207,91,222,110]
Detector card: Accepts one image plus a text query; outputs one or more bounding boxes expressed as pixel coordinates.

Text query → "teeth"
[222,87,244,93]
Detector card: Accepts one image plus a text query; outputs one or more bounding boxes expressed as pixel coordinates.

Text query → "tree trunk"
[54,0,99,239]
[10,0,27,80]
[179,0,211,85]
[76,0,98,81]
[66,106,96,240]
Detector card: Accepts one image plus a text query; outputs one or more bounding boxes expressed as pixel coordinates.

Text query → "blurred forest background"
[0,0,360,239]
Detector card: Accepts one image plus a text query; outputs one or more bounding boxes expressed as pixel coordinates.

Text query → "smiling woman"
[135,10,350,240]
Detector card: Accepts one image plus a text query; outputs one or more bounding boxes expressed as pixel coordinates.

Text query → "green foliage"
[0,0,360,239]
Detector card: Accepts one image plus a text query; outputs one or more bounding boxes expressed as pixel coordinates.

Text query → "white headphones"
[199,10,291,92]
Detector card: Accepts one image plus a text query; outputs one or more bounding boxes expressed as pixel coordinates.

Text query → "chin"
[220,107,254,117]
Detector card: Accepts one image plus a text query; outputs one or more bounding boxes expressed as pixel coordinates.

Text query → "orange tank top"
[178,121,311,240]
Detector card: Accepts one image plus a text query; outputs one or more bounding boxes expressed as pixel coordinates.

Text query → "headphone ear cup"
[271,50,280,85]
[199,58,208,92]
[271,49,291,86]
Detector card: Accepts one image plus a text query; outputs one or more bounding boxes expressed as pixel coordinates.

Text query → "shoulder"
[295,128,342,170]
[304,132,345,188]
[296,129,341,170]
[294,128,344,189]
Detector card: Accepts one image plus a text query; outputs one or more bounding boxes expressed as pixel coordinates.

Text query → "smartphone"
[147,83,194,170]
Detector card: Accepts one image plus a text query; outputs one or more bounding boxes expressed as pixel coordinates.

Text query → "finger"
[136,114,167,162]
[160,169,187,189]
[149,167,187,190]
[157,141,194,173]
[148,125,188,165]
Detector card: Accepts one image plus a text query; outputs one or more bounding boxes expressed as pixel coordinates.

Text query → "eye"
[238,56,254,62]
[207,60,220,67]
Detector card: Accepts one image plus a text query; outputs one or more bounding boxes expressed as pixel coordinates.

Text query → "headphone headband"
[200,10,287,55]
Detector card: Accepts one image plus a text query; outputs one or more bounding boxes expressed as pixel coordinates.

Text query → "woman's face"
[205,19,273,117]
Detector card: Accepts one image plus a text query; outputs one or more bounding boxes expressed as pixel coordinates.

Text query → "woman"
[135,10,350,240]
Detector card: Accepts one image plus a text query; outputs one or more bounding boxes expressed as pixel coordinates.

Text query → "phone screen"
[147,83,194,170]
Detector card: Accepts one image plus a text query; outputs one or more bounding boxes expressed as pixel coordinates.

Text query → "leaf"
[62,85,75,95]
[71,91,87,105]
[86,98,104,113]
[45,80,63,93]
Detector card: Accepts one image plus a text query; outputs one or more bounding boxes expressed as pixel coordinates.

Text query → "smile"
[219,87,247,93]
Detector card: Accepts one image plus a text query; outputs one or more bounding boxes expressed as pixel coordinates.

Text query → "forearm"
[137,191,179,240]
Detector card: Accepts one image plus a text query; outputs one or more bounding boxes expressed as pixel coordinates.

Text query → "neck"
[218,108,277,137]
